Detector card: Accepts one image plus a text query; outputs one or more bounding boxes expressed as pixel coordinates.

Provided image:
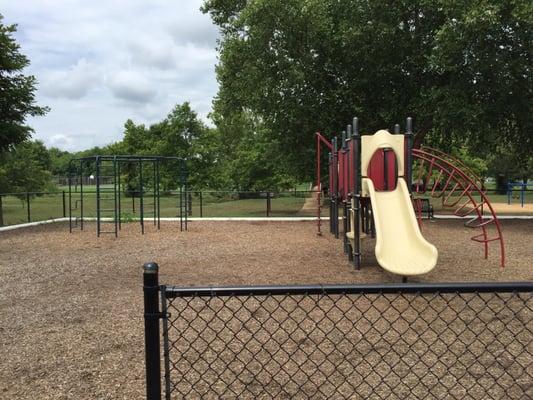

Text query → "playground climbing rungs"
[412,148,505,268]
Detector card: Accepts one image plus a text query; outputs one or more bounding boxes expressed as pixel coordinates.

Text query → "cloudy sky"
[1,0,219,151]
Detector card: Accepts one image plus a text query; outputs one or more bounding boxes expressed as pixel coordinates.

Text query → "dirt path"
[298,186,319,214]
[489,202,533,215]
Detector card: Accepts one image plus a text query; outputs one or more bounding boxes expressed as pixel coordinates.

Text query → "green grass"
[0,191,311,226]
[2,187,529,227]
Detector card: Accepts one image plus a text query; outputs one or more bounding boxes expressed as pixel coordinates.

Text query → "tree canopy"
[0,14,48,151]
[0,140,53,194]
[203,0,532,180]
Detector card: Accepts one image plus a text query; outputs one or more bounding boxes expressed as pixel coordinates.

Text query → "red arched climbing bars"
[411,148,505,268]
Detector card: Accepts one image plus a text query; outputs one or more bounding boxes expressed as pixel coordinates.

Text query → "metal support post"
[352,117,361,269]
[140,159,144,234]
[405,117,413,193]
[26,192,30,222]
[96,156,101,236]
[199,191,203,218]
[62,191,66,218]
[143,262,162,400]
[80,160,84,230]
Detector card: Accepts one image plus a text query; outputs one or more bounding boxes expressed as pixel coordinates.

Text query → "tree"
[122,103,214,189]
[48,147,74,176]
[203,0,532,181]
[0,14,48,151]
[210,109,298,190]
[0,140,53,194]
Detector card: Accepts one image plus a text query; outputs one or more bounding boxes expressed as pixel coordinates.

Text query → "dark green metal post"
[156,160,160,230]
[68,163,72,232]
[80,160,84,230]
[140,159,144,235]
[113,157,118,237]
[118,160,122,230]
[96,156,101,236]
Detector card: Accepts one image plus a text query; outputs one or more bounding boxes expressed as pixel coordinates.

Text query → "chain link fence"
[143,265,532,399]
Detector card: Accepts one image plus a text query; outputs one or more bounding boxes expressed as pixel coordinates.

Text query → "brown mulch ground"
[0,220,531,399]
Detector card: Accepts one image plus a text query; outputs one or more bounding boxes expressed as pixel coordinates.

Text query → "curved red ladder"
[411,148,505,268]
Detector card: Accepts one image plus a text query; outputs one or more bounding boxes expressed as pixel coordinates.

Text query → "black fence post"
[188,192,192,216]
[199,191,203,218]
[143,262,161,400]
[26,192,31,223]
[266,192,271,217]
[0,195,3,226]
[62,191,66,218]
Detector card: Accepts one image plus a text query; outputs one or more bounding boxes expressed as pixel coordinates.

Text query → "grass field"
[0,191,314,226]
[1,187,531,227]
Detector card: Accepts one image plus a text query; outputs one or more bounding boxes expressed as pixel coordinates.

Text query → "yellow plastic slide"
[363,177,438,276]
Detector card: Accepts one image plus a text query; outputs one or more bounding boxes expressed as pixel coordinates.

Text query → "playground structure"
[68,155,188,237]
[316,117,505,275]
[507,181,529,207]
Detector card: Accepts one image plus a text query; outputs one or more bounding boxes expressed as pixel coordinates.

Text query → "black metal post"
[179,181,183,232]
[342,127,349,255]
[406,117,413,193]
[394,123,400,134]
[353,117,361,269]
[328,153,333,234]
[342,200,348,254]
[143,262,162,400]
[0,195,4,227]
[199,191,203,218]
[266,191,271,217]
[62,191,66,218]
[332,137,339,239]
[26,192,30,223]
[187,192,192,217]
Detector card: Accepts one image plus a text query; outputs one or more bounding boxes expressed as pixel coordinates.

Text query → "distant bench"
[413,198,434,219]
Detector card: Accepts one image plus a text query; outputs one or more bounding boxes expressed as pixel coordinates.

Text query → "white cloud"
[0,0,219,150]
[40,58,102,99]
[108,70,157,103]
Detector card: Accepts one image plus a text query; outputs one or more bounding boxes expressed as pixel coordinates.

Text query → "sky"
[0,0,219,151]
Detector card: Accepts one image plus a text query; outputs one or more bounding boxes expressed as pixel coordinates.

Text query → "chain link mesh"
[162,290,532,399]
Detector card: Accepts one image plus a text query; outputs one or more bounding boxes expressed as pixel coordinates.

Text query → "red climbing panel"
[367,149,398,192]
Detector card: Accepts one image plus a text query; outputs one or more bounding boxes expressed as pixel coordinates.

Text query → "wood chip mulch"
[0,220,531,399]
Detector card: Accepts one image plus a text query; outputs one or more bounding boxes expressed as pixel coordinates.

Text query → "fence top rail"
[163,281,533,298]
[0,191,64,196]
[73,155,186,162]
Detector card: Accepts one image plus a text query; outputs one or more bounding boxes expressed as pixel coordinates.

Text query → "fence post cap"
[143,262,159,273]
